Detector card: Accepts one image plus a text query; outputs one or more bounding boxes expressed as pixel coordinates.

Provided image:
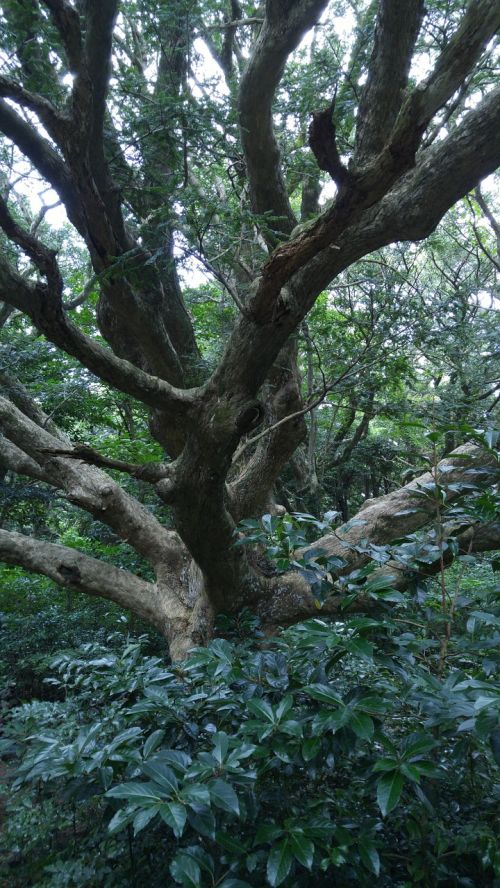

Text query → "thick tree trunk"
[1,436,497,658]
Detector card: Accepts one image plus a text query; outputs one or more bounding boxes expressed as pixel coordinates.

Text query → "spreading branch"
[0,529,163,628]
[0,193,63,294]
[293,84,500,301]
[0,395,182,567]
[39,443,172,484]
[0,74,68,142]
[0,259,199,416]
[0,99,85,232]
[258,444,499,625]
[0,434,50,482]
[41,0,84,74]
[354,0,425,161]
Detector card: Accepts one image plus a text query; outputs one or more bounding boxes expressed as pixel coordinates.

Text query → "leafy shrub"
[0,570,167,702]
[1,585,499,887]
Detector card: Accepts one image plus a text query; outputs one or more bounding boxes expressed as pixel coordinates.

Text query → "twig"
[64,274,99,310]
[232,353,380,463]
[181,245,250,317]
[38,444,171,483]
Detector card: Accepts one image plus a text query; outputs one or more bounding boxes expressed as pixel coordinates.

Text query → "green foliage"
[0,570,165,705]
[1,558,498,886]
[235,511,344,604]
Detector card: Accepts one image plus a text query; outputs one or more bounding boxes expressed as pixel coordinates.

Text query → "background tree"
[0,0,499,658]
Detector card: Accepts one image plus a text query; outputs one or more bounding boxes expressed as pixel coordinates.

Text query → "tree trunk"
[1,439,497,657]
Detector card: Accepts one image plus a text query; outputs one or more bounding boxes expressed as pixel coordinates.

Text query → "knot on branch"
[308,103,349,186]
[57,563,81,584]
[32,282,63,325]
[156,474,178,504]
[236,400,265,435]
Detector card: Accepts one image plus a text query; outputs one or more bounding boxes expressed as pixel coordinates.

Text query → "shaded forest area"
[0,0,499,884]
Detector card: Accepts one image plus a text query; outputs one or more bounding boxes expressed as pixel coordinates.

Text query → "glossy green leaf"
[301,737,321,761]
[142,760,178,794]
[267,840,293,887]
[290,833,314,869]
[358,839,380,876]
[159,801,187,837]
[377,771,404,817]
[349,711,374,739]
[304,684,343,706]
[143,730,165,758]
[181,782,211,806]
[106,781,161,803]
[170,852,201,888]
[107,807,133,834]
[209,778,240,815]
[247,699,275,722]
[133,805,160,835]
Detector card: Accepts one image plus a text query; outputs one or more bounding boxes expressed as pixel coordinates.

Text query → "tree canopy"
[0,0,499,658]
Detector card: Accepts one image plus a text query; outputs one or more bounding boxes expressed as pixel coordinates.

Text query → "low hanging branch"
[258,443,499,626]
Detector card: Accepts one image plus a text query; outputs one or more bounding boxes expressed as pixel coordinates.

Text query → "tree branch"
[0,74,69,142]
[0,434,50,482]
[0,303,14,328]
[367,0,500,176]
[474,185,500,256]
[0,369,67,440]
[0,193,63,294]
[81,0,119,158]
[41,0,83,74]
[0,394,182,567]
[40,442,173,484]
[0,259,199,416]
[243,3,500,334]
[0,529,164,628]
[259,518,500,626]
[372,520,500,593]
[355,0,425,160]
[258,444,499,625]
[294,84,500,300]
[0,99,85,232]
[238,0,329,239]
[206,17,264,30]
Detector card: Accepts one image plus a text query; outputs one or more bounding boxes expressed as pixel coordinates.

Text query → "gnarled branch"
[0,394,182,567]
[354,0,425,160]
[258,444,499,625]
[0,259,199,416]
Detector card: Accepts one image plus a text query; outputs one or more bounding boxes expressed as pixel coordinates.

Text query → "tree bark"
[256,444,499,626]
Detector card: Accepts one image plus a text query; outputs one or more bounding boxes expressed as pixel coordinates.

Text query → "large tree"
[0,0,499,658]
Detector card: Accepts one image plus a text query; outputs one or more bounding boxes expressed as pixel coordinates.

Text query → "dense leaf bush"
[0,569,167,704]
[1,565,499,887]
